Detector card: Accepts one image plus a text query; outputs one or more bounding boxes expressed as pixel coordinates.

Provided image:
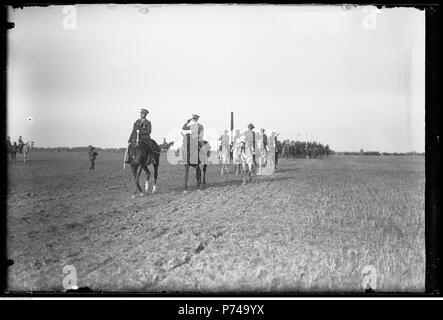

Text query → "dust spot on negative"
[27,117,33,123]
[138,7,149,14]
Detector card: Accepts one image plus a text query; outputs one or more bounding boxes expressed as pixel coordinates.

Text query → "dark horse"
[125,138,160,198]
[182,133,210,192]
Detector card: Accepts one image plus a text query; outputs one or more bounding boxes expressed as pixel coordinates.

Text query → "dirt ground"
[6,152,425,292]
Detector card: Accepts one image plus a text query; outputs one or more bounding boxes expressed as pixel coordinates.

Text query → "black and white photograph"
[5,4,427,293]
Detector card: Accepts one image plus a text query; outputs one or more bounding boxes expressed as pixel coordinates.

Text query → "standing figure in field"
[240,123,256,183]
[267,131,276,171]
[271,131,280,169]
[11,142,17,161]
[239,135,254,184]
[182,114,207,192]
[255,128,268,174]
[219,129,231,175]
[5,136,11,151]
[231,135,243,175]
[88,145,98,170]
[124,108,160,198]
[6,136,14,161]
[243,123,256,161]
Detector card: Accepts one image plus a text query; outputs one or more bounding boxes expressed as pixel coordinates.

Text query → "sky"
[7,5,425,152]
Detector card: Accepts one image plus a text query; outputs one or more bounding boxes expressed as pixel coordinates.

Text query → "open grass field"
[6,151,425,292]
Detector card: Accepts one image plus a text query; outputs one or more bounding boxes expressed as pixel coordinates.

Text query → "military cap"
[248,123,255,129]
[140,108,149,114]
[192,114,200,119]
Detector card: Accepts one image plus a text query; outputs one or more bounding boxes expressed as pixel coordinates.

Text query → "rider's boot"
[124,145,131,163]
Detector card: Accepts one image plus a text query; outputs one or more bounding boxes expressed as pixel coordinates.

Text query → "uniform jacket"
[129,119,152,142]
[182,121,204,141]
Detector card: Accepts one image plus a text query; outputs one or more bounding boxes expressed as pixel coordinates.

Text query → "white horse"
[240,139,254,184]
[20,141,33,162]
[255,138,268,175]
[231,138,243,175]
[219,143,231,175]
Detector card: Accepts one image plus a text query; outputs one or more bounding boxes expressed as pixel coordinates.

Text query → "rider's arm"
[182,119,192,130]
[140,121,151,135]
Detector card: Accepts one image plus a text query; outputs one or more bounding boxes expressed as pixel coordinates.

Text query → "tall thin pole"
[230,111,234,141]
[230,111,234,160]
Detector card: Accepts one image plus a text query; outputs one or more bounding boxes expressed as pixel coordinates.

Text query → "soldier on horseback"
[125,108,156,165]
[11,142,17,161]
[244,123,256,161]
[18,136,24,153]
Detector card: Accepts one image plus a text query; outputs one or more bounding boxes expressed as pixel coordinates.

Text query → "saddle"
[128,139,157,165]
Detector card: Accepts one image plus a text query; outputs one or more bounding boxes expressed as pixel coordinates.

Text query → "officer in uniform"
[182,114,204,141]
[244,123,256,162]
[261,128,268,151]
[12,142,17,161]
[182,114,204,164]
[18,136,24,153]
[125,108,156,164]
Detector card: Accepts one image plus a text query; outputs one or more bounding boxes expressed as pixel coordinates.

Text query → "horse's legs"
[131,165,143,197]
[184,164,189,191]
[202,165,207,185]
[135,165,144,195]
[131,165,138,197]
[152,163,159,193]
[196,165,201,188]
[143,166,151,193]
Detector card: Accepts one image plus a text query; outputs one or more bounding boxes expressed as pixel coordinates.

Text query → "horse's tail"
[123,146,129,170]
[150,139,161,165]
